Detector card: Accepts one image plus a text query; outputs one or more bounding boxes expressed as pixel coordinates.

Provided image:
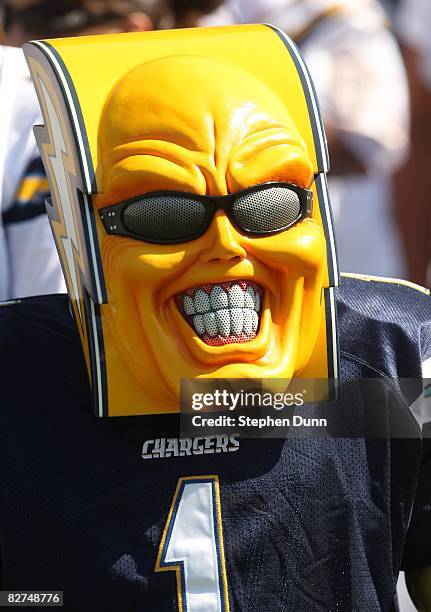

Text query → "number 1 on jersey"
[155,476,230,612]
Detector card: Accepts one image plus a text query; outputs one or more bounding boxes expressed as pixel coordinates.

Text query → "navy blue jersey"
[0,275,430,612]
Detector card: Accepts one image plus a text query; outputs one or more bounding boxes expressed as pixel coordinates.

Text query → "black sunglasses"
[99,182,313,245]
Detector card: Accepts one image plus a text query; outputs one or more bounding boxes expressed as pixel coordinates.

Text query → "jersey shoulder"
[0,294,90,425]
[337,274,431,378]
[0,294,79,357]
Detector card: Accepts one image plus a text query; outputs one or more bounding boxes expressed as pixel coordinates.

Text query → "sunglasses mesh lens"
[123,194,207,241]
[233,186,302,233]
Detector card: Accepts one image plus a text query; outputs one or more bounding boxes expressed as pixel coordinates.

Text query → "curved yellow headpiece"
[24,26,338,416]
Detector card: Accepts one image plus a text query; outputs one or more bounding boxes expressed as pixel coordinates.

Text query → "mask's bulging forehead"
[97,55,314,203]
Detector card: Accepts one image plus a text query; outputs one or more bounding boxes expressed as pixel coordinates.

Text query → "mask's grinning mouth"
[175,280,263,346]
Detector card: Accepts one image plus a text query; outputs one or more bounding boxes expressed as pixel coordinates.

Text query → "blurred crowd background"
[1,0,431,300]
[0,1,429,609]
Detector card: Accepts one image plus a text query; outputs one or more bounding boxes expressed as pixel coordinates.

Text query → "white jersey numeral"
[155,476,230,612]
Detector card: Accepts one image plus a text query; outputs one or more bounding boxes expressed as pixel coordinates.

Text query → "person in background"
[377,0,400,18]
[3,0,162,43]
[224,0,410,279]
[393,0,431,287]
[0,0,163,300]
[0,40,62,300]
[167,0,225,28]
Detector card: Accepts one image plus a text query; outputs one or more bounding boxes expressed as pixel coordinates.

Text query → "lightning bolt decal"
[39,79,82,321]
[26,45,108,415]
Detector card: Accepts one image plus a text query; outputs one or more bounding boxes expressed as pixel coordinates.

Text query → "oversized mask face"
[94,56,326,409]
[25,25,338,416]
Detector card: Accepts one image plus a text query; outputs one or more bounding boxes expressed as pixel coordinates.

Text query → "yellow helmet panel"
[25,26,338,417]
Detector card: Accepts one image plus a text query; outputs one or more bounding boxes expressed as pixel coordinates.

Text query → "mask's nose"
[201,210,247,264]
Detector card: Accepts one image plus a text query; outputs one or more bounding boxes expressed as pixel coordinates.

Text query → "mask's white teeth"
[244,286,254,308]
[204,312,217,336]
[195,289,210,314]
[216,309,231,337]
[180,282,263,340]
[193,314,205,335]
[210,285,228,310]
[230,308,244,335]
[254,292,260,312]
[229,285,245,308]
[183,295,195,316]
[243,309,252,335]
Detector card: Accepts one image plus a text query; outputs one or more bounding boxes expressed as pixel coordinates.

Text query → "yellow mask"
[24,26,339,416]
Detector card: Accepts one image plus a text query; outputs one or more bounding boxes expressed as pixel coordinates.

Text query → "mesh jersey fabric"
[0,276,430,611]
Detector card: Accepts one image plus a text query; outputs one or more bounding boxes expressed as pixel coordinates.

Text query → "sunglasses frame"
[98,181,314,245]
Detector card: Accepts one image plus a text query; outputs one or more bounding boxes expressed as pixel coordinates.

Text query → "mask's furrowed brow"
[104,138,213,171]
[228,127,314,191]
[96,140,211,207]
[232,126,307,161]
